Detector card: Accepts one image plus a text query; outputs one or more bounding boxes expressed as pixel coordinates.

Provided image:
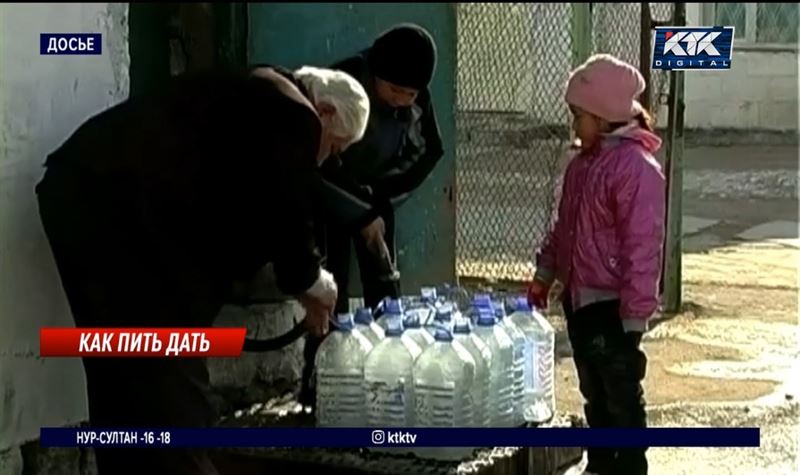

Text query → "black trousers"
[299,208,401,407]
[36,167,221,475]
[563,298,649,475]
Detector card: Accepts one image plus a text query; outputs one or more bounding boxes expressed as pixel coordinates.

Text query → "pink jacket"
[534,125,666,332]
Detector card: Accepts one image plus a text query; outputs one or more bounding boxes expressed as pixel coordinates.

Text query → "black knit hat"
[367,23,437,90]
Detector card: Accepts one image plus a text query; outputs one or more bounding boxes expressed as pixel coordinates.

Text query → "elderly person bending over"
[35,65,369,475]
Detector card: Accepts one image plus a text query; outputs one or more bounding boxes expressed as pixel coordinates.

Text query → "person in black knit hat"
[367,23,438,91]
[301,23,444,408]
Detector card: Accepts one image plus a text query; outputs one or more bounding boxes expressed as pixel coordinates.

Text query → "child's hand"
[527,280,550,310]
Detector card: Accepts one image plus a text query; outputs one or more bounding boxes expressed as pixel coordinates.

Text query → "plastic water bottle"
[414,327,476,460]
[426,303,455,335]
[509,297,556,423]
[495,304,526,426]
[364,300,423,427]
[420,287,440,325]
[414,328,476,426]
[472,293,494,310]
[353,307,385,347]
[452,316,492,427]
[404,311,435,352]
[472,308,515,427]
[469,293,494,323]
[437,284,471,312]
[420,286,439,305]
[315,313,374,427]
[404,288,437,327]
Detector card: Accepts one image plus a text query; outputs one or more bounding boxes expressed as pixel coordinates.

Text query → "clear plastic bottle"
[353,307,385,347]
[404,288,438,327]
[495,304,527,426]
[452,316,492,427]
[420,287,439,305]
[315,312,375,427]
[437,284,472,312]
[469,293,494,323]
[420,287,440,325]
[508,297,556,423]
[426,303,456,335]
[364,300,422,427]
[404,311,435,353]
[413,327,476,460]
[472,307,515,427]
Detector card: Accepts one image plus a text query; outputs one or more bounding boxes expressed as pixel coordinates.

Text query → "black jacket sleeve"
[235,70,325,295]
[318,53,392,230]
[264,102,324,296]
[318,155,393,231]
[370,88,444,202]
[322,53,444,226]
[271,140,324,295]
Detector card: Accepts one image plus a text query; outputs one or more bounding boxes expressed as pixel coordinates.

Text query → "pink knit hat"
[565,54,645,123]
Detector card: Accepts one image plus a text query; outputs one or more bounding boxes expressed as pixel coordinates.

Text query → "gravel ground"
[684,170,797,200]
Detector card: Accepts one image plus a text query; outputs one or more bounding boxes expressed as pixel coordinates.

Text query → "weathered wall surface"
[0,3,129,455]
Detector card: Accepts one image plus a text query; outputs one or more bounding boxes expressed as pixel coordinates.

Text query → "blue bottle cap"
[434,304,453,322]
[385,298,404,316]
[354,307,374,325]
[494,304,506,319]
[476,308,497,327]
[335,313,354,331]
[434,328,454,342]
[472,294,493,309]
[384,314,404,337]
[514,297,531,312]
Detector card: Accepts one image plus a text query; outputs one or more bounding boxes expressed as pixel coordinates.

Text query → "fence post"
[639,3,653,112]
[571,3,592,67]
[662,3,686,314]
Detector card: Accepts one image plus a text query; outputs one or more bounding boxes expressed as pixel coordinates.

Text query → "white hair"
[293,66,370,145]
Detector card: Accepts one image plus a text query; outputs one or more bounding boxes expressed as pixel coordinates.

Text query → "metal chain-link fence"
[455,3,676,283]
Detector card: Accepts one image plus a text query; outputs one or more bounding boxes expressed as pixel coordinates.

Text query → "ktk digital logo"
[652,27,734,71]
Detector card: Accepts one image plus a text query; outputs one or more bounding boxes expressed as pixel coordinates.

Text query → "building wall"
[684,3,798,132]
[0,3,129,450]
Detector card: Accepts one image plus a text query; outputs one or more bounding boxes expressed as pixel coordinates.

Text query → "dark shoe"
[585,448,617,475]
[614,448,648,475]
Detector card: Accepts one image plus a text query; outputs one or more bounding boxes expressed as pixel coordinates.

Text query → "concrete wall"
[684,3,799,132]
[0,3,129,451]
[456,3,798,132]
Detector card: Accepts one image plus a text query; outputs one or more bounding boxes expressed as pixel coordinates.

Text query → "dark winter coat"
[36,66,325,326]
[318,51,444,230]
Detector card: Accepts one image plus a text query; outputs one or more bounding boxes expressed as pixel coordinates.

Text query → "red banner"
[39,328,247,357]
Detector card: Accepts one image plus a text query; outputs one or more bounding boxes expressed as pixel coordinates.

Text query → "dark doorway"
[128,3,247,98]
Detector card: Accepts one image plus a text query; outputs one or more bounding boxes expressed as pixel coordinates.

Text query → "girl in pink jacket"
[528,54,665,475]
